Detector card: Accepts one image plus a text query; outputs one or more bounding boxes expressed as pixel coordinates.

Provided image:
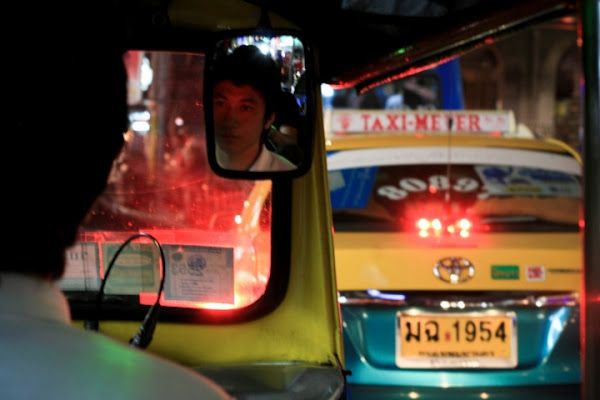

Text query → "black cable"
[84,233,166,350]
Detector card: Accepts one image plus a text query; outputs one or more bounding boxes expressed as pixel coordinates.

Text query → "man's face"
[213,80,274,161]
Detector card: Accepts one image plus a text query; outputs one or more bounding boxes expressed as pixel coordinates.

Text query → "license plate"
[396,311,517,368]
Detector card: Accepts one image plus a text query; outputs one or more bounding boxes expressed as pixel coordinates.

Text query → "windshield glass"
[59,51,273,312]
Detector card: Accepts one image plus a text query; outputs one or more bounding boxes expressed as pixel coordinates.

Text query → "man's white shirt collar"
[249,144,297,172]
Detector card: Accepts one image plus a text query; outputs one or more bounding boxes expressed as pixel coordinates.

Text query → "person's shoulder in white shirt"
[0,273,234,400]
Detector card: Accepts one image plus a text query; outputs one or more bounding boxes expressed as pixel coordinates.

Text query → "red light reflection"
[413,212,476,242]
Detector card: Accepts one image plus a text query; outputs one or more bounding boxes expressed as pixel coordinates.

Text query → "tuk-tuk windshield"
[59,51,273,312]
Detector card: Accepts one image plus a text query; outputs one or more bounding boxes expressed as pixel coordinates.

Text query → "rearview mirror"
[205,31,313,178]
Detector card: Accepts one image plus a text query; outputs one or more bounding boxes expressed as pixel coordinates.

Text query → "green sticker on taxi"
[491,265,520,280]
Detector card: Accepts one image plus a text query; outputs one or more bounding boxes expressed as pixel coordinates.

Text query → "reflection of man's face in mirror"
[210,44,298,172]
[213,80,275,170]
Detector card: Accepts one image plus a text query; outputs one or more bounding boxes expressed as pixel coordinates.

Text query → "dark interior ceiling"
[244,0,576,91]
[118,0,576,92]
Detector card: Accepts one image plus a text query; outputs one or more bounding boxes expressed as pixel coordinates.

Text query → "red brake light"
[415,216,473,239]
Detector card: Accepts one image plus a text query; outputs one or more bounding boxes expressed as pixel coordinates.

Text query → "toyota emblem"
[433,257,475,284]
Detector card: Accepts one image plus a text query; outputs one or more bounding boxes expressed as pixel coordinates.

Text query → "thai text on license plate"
[396,311,517,368]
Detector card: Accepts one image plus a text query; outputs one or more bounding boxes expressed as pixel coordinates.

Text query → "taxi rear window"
[329,155,581,233]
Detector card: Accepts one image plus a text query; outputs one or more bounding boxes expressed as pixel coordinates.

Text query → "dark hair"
[5,2,128,279]
[212,45,281,118]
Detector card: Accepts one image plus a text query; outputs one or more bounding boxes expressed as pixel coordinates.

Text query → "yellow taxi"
[326,108,582,399]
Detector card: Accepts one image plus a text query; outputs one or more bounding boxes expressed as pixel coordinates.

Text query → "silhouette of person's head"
[6,2,128,279]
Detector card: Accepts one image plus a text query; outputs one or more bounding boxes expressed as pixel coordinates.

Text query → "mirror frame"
[204,28,315,179]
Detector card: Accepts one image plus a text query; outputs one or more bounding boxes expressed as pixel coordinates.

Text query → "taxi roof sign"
[324,109,516,137]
